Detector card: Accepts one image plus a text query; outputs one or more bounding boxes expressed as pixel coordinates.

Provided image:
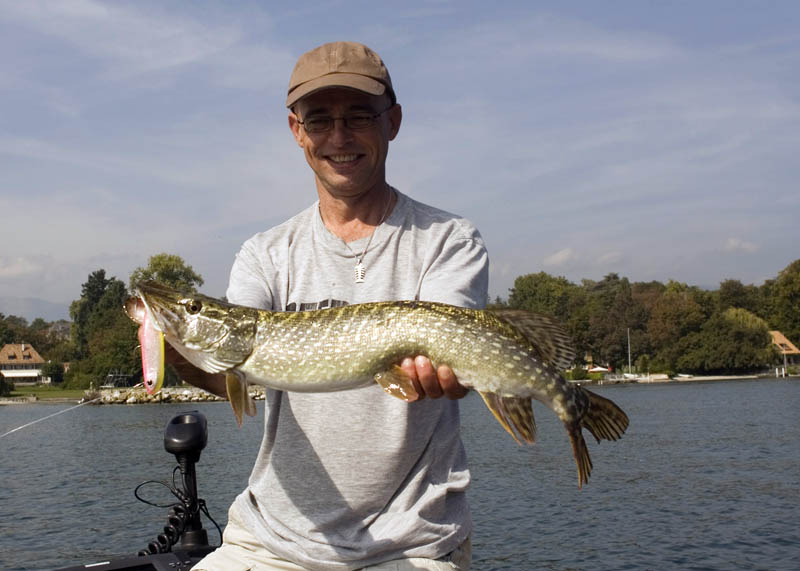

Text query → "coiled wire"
[134,466,221,556]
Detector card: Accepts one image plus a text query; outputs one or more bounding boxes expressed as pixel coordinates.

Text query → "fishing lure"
[138,308,165,394]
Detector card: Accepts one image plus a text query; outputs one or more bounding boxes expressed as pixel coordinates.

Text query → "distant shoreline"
[581,374,797,386]
[3,375,796,405]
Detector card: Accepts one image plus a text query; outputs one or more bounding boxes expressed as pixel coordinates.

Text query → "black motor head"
[164,411,208,460]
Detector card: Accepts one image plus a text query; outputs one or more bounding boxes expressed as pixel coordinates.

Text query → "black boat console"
[55,412,218,571]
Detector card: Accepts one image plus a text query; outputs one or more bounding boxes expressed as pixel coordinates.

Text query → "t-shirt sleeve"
[417,227,489,309]
[226,240,275,310]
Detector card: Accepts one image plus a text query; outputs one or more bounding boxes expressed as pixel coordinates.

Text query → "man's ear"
[288,112,304,147]
[387,104,402,141]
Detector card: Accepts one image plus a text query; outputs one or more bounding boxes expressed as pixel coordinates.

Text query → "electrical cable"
[133,468,222,555]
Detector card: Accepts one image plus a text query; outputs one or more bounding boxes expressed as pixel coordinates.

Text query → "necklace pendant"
[354,262,366,283]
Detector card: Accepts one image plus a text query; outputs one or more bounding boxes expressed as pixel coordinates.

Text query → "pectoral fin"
[226,372,256,427]
[374,365,420,402]
[477,391,536,444]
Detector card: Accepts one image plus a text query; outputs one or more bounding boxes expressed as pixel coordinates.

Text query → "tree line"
[498,258,800,375]
[1,254,203,390]
[2,256,798,389]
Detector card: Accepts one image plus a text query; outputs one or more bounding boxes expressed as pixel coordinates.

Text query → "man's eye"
[306,118,331,129]
[347,114,373,128]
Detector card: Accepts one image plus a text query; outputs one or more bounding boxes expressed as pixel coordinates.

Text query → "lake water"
[1,379,798,570]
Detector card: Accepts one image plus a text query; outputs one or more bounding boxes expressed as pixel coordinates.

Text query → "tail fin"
[565,421,593,488]
[567,389,629,488]
[581,389,629,443]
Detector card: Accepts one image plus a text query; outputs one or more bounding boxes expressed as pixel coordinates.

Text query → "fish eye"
[185,299,202,314]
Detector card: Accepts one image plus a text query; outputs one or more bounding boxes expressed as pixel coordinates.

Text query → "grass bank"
[10,385,86,401]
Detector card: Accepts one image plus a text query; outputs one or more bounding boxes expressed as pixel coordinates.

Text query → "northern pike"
[125,280,629,487]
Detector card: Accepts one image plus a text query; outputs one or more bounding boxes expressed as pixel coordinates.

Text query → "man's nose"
[328,118,355,142]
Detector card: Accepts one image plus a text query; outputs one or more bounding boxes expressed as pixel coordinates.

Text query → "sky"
[1,0,799,321]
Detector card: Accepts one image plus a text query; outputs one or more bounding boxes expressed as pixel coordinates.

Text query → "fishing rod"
[0,396,101,440]
[0,381,147,440]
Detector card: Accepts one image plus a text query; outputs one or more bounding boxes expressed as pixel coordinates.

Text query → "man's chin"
[317,174,378,197]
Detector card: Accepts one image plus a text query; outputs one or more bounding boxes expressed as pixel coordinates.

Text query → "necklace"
[340,192,393,283]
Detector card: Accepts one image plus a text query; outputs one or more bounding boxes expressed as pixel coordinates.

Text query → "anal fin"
[375,365,420,402]
[226,372,256,427]
[477,391,536,444]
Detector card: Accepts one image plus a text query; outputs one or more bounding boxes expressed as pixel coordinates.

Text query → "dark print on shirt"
[285,298,349,312]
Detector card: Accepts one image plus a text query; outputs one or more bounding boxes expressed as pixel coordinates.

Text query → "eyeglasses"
[297,106,393,133]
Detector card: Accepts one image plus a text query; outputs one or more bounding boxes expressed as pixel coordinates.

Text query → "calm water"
[1,380,798,570]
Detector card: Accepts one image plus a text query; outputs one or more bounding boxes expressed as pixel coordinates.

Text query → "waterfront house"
[770,331,800,367]
[0,343,46,385]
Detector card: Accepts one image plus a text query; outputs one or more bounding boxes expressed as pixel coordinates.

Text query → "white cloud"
[0,256,43,278]
[2,0,241,76]
[1,2,798,306]
[543,248,579,267]
[724,237,759,254]
[597,251,623,265]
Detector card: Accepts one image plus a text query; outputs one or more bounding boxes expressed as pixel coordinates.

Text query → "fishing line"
[0,396,101,440]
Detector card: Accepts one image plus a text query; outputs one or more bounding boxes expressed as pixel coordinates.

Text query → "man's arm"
[164,344,227,398]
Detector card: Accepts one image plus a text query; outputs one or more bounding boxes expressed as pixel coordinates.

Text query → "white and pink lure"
[137,303,165,394]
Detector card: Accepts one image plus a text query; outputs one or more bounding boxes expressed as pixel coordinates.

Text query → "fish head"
[126,281,257,374]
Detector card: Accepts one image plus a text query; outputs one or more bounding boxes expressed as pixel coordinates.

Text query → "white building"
[0,343,46,384]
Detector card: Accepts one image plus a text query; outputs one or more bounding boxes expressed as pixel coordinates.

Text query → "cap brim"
[286,73,386,107]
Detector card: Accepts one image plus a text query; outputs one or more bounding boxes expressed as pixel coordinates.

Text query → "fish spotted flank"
[126,281,629,488]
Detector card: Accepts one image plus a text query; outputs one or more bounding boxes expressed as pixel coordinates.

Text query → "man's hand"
[163,344,227,398]
[399,356,469,400]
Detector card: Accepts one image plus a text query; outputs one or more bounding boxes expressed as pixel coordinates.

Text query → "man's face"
[289,88,401,200]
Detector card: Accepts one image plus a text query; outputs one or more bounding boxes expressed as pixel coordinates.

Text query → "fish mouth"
[126,281,185,337]
[124,296,145,324]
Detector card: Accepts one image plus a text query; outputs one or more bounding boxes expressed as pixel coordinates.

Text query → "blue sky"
[1,0,799,319]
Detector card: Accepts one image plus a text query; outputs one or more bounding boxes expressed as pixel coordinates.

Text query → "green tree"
[717,278,760,313]
[0,373,12,396]
[507,272,587,363]
[648,282,706,347]
[129,253,204,293]
[508,272,575,322]
[675,308,775,373]
[0,313,10,346]
[0,314,29,344]
[41,361,64,384]
[767,259,800,344]
[647,281,707,372]
[69,269,112,359]
[64,271,139,389]
[581,274,649,371]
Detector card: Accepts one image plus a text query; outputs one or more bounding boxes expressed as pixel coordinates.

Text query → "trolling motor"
[140,411,213,555]
[55,411,218,571]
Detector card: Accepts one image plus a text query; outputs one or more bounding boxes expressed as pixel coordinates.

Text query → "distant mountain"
[0,296,70,322]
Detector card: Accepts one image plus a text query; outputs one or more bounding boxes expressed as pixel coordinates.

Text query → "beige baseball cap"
[286,41,396,108]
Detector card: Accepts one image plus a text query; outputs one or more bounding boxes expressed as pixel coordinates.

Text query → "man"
[187,41,488,570]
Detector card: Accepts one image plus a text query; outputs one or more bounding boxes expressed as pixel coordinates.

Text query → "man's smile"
[325,153,363,165]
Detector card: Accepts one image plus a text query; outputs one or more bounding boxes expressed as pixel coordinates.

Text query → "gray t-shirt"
[226,189,489,570]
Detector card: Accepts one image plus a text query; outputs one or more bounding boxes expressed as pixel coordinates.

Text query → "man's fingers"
[398,356,467,400]
[400,357,423,400]
[437,365,468,399]
[415,356,443,399]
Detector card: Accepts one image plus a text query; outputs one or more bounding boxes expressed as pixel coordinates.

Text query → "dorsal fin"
[489,309,575,371]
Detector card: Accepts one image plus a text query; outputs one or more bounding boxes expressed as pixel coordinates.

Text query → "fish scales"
[127,281,629,487]
[245,302,534,389]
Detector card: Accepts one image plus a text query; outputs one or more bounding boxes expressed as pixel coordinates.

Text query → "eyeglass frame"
[295,105,395,133]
